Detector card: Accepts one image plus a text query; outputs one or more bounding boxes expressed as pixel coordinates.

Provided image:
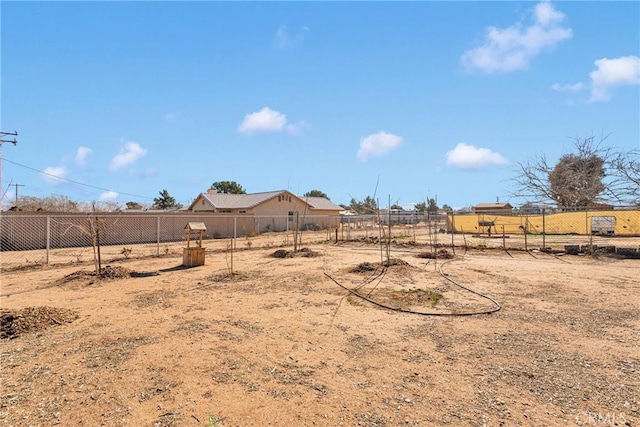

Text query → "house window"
[239,210,247,214]
[202,200,205,206]
[220,209,231,213]
[278,196,281,202]
[288,211,294,221]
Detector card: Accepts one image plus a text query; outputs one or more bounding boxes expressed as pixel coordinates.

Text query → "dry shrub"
[416,249,454,259]
[350,262,377,273]
[271,248,320,259]
[1,306,79,339]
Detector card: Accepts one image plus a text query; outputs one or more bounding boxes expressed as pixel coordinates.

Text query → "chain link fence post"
[542,208,546,249]
[156,216,160,256]
[46,215,51,265]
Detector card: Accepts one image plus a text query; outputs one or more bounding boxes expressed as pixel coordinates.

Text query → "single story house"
[473,203,513,214]
[519,203,556,215]
[559,202,615,212]
[188,189,343,233]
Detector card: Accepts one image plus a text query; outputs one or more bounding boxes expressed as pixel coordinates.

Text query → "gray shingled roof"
[192,190,343,211]
[304,196,343,211]
[474,203,513,209]
[200,190,285,209]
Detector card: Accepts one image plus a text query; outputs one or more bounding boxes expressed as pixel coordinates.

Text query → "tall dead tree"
[512,134,639,207]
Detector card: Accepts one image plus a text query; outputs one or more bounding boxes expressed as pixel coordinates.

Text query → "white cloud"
[273,25,309,49]
[551,82,585,92]
[461,1,572,73]
[357,131,403,162]
[274,25,291,49]
[446,143,508,169]
[238,107,306,136]
[534,1,564,26]
[588,55,640,102]
[109,141,148,171]
[42,166,67,184]
[75,146,92,166]
[99,191,119,201]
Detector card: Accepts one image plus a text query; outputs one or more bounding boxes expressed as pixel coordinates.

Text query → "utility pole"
[0,131,19,211]
[11,184,25,210]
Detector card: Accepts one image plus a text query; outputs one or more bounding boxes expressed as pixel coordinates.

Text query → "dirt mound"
[1,306,79,339]
[271,248,321,259]
[99,266,132,279]
[383,258,411,266]
[416,249,454,259]
[350,258,412,274]
[55,266,133,286]
[272,249,292,258]
[350,262,377,273]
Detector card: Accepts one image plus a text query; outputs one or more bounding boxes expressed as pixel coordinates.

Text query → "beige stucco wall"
[191,192,341,232]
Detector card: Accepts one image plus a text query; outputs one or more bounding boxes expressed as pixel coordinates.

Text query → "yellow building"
[448,209,640,236]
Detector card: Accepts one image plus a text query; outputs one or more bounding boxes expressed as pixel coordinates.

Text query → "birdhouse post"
[183,222,207,267]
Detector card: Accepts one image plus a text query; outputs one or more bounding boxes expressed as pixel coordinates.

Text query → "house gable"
[188,190,314,214]
[188,190,342,216]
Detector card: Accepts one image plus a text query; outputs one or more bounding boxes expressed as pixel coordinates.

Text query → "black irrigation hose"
[436,258,502,315]
[323,256,502,317]
[547,252,571,263]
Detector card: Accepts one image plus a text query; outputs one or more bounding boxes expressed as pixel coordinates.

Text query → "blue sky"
[1,1,639,209]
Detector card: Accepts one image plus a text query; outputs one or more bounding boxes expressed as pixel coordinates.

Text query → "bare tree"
[512,134,637,207]
[78,201,123,212]
[13,195,79,211]
[548,153,605,207]
[612,148,640,203]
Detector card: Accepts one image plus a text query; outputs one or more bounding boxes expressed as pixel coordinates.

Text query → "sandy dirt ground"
[1,239,638,427]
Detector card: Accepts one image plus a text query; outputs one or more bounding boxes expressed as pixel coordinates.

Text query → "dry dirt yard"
[1,242,638,427]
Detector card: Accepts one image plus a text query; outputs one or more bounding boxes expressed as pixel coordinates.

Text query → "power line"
[10,184,25,209]
[2,157,154,201]
[0,131,19,211]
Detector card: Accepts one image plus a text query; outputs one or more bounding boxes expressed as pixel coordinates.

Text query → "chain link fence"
[448,206,640,254]
[0,212,343,270]
[2,206,639,270]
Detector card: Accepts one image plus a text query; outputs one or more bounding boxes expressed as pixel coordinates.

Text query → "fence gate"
[591,216,615,235]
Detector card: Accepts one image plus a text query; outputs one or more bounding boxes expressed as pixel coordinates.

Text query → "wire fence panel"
[1,207,638,270]
[448,206,640,252]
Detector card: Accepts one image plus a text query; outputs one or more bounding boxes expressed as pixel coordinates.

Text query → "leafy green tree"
[427,198,439,213]
[414,202,427,212]
[303,190,329,199]
[126,201,143,210]
[153,189,181,209]
[211,181,246,194]
[350,196,378,214]
[390,204,403,210]
[442,204,453,213]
